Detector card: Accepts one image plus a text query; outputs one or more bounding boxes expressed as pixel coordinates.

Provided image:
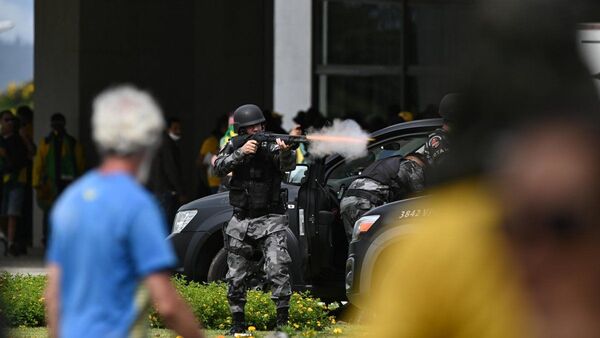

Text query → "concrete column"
[273,0,312,130]
[33,0,81,248]
[578,26,600,95]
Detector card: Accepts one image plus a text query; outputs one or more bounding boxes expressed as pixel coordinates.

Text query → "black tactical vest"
[359,156,408,201]
[228,135,284,213]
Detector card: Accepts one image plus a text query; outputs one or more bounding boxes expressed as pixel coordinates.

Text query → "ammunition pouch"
[229,186,249,209]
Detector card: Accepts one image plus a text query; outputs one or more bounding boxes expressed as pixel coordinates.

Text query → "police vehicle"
[168,118,442,301]
[344,195,430,308]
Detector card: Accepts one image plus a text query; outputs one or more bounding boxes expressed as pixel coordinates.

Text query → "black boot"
[227,312,246,335]
[275,307,289,330]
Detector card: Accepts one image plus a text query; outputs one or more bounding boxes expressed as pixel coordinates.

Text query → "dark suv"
[168,118,442,300]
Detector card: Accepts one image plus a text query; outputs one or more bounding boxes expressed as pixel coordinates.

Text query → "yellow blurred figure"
[369,180,533,338]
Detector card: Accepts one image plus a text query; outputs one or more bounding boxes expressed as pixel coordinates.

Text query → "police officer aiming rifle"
[213,104,296,335]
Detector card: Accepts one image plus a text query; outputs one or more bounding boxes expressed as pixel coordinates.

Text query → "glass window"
[327,1,404,65]
[315,0,475,117]
[407,2,475,66]
[326,75,403,121]
[285,165,309,185]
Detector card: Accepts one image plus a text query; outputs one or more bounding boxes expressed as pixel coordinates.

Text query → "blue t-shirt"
[47,170,177,338]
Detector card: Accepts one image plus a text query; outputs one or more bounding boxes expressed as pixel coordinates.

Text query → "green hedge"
[0,273,46,327]
[0,273,338,331]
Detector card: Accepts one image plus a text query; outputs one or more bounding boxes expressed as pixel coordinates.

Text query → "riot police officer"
[423,93,462,165]
[213,104,296,334]
[340,152,427,240]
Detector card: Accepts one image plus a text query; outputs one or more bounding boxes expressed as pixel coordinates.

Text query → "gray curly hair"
[92,85,164,156]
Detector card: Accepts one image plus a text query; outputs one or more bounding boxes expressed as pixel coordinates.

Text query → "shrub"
[0,273,46,327]
[288,292,334,331]
[150,277,231,330]
[152,279,334,331]
[1,274,336,332]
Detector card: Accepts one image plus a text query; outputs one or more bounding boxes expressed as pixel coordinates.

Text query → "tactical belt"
[234,208,270,220]
[344,189,385,207]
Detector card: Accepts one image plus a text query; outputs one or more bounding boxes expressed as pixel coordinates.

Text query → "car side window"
[284,164,309,185]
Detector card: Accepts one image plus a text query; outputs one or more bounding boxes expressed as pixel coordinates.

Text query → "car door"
[297,130,434,283]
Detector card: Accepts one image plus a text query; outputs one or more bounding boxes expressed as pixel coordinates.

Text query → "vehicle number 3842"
[397,208,432,219]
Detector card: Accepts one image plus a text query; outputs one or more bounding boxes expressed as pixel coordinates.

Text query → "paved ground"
[0,246,46,275]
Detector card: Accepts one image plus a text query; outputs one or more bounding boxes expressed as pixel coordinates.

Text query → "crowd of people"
[0,108,84,256]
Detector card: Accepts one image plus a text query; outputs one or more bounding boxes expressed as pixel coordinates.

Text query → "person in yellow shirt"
[32,113,85,246]
[196,115,228,196]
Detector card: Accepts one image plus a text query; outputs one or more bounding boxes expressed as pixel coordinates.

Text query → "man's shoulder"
[426,129,448,149]
[60,172,151,204]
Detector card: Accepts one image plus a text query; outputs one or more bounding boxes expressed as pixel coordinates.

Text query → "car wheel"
[207,248,229,282]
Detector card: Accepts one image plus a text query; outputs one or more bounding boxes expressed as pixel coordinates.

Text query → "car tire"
[207,248,229,282]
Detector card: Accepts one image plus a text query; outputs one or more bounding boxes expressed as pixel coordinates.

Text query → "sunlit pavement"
[0,246,46,275]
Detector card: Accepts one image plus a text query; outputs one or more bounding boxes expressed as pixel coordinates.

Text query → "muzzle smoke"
[306,119,370,160]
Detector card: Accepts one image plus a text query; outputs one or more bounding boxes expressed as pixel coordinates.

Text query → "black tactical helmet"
[233,104,266,133]
[438,93,463,122]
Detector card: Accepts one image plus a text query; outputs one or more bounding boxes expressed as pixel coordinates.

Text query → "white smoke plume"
[306,119,370,160]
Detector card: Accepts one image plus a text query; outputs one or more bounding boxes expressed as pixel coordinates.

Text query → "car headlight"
[351,215,380,241]
[172,210,198,234]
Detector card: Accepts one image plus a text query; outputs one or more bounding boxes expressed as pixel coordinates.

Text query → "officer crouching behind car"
[340,152,427,241]
[423,93,461,166]
[213,104,296,334]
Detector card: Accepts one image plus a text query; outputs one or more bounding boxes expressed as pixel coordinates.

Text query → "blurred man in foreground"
[44,85,204,338]
[370,118,600,338]
[495,120,600,338]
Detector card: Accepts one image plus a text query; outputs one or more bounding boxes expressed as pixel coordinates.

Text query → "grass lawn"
[8,323,366,337]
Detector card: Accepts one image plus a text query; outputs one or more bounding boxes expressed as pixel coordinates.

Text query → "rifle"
[231,132,308,150]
